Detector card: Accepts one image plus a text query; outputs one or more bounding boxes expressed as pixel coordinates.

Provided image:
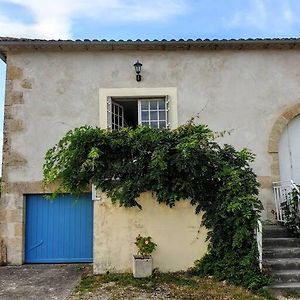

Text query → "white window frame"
[99,88,178,129]
[107,98,125,130]
[138,97,169,129]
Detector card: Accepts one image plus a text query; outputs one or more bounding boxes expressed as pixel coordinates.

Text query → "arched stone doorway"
[278,115,300,183]
[268,103,300,183]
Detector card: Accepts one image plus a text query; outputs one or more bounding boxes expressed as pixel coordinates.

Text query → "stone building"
[0,37,299,272]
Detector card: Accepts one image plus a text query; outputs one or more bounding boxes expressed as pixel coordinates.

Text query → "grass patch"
[282,289,300,298]
[72,271,274,300]
[75,270,197,294]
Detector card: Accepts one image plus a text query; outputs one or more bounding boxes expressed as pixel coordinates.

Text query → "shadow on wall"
[0,239,7,266]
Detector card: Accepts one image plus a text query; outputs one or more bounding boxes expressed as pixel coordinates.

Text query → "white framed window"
[107,97,169,130]
[107,97,124,130]
[138,98,168,129]
[99,88,177,130]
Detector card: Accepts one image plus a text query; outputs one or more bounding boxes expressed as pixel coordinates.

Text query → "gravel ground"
[0,264,84,300]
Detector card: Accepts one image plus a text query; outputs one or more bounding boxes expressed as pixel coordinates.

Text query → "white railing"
[272,180,300,222]
[256,219,262,271]
[292,180,300,194]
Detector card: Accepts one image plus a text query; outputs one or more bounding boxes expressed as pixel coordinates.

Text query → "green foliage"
[281,188,300,236]
[43,123,270,291]
[135,235,157,257]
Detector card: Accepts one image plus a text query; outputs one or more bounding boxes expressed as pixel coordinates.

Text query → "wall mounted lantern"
[134,60,142,82]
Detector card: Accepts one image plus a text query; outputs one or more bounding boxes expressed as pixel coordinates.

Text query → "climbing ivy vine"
[43,122,270,290]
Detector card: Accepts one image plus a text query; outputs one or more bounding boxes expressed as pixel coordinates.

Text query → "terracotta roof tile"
[1,37,300,61]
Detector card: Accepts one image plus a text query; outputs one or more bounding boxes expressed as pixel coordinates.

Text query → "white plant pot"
[132,255,153,278]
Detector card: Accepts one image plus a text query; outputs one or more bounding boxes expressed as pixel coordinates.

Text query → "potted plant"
[133,234,157,278]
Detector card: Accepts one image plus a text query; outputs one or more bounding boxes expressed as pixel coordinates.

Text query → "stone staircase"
[263,224,300,291]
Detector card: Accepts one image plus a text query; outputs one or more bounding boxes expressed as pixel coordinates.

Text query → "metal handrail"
[273,181,291,222]
[256,220,262,271]
[272,180,300,222]
[291,180,300,193]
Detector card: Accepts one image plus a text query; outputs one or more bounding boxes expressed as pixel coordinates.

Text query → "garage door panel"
[25,194,93,263]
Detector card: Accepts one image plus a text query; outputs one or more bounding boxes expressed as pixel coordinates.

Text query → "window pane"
[150,111,158,120]
[141,101,149,110]
[159,121,166,129]
[142,121,150,127]
[142,111,149,121]
[150,100,157,110]
[159,111,166,121]
[119,116,122,126]
[158,99,165,109]
[150,121,158,128]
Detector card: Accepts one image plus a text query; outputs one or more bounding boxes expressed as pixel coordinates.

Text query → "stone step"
[263,225,295,238]
[264,258,300,270]
[263,238,300,248]
[263,247,300,259]
[271,282,300,292]
[272,270,300,283]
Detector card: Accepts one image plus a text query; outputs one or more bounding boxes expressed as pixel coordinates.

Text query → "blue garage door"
[25,194,93,263]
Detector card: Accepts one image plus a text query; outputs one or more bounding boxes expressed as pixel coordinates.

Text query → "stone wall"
[1,60,27,264]
[93,192,208,274]
[2,48,300,264]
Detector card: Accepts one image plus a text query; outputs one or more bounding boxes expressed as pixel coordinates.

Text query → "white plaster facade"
[94,192,208,274]
[1,38,300,267]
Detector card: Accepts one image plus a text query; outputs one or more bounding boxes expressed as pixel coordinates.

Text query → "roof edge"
[0,51,6,63]
[1,37,300,53]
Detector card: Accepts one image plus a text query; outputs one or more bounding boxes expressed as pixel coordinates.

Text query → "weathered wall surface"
[93,192,207,273]
[2,48,300,264]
